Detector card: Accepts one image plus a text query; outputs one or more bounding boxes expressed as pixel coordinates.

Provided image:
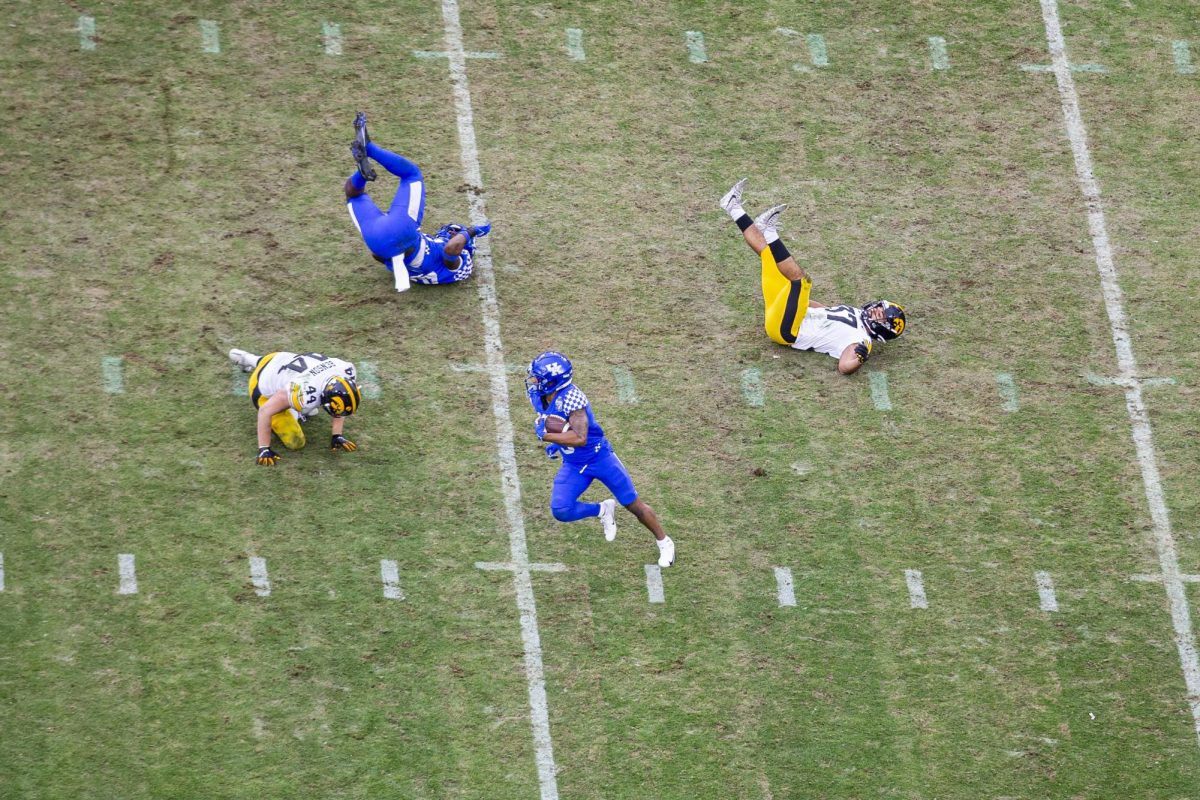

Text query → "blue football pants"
[550,450,638,522]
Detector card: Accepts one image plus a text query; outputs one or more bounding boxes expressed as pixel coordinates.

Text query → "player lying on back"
[719,179,906,374]
[526,351,675,568]
[229,349,361,466]
[344,111,491,292]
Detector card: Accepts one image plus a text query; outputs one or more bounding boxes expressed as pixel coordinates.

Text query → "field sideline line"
[437,0,560,796]
[1037,0,1200,747]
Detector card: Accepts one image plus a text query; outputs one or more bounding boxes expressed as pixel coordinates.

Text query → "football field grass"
[2,1,1199,797]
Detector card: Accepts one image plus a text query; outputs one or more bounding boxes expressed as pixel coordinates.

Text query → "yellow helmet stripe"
[347,378,360,412]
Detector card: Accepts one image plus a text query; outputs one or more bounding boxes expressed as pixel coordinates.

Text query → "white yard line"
[1086,372,1175,388]
[996,372,1020,412]
[322,22,342,56]
[741,367,764,407]
[774,567,796,607]
[0,552,5,592]
[1021,62,1106,73]
[565,28,584,62]
[358,361,381,399]
[450,361,525,373]
[612,367,638,404]
[248,556,270,597]
[928,36,949,71]
[1036,0,1200,747]
[685,31,707,64]
[1172,41,1196,75]
[1035,570,1059,612]
[905,569,928,609]
[199,19,221,54]
[437,1,559,795]
[869,370,892,411]
[117,553,138,595]
[230,364,248,395]
[806,33,829,68]
[78,15,96,51]
[380,559,404,600]
[645,564,665,604]
[102,356,124,394]
[414,49,499,59]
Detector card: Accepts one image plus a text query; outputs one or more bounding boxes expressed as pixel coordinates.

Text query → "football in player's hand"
[544,415,569,434]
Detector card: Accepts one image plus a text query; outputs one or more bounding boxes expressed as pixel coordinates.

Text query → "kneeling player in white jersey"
[228,349,362,466]
[719,179,906,374]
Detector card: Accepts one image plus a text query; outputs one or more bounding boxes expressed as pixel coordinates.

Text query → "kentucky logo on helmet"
[525,351,574,411]
[320,376,361,417]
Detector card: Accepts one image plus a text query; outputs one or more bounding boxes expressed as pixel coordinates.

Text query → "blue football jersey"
[538,384,609,463]
[393,231,475,285]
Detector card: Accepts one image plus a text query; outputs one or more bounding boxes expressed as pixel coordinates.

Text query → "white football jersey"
[791,305,872,358]
[256,352,356,420]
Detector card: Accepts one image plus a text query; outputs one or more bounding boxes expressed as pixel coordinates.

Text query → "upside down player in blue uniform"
[344,112,491,292]
[526,352,675,568]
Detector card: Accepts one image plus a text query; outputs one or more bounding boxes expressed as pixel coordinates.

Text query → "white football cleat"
[719,178,747,214]
[599,498,617,542]
[755,204,787,239]
[228,348,259,372]
[656,535,675,568]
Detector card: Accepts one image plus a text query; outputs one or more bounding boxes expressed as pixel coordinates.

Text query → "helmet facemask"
[861,300,906,341]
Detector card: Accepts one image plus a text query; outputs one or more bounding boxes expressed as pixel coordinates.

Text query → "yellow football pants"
[761,248,811,346]
[248,353,306,450]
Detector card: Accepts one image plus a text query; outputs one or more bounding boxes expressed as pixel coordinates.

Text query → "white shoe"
[228,348,259,372]
[754,204,787,239]
[656,535,675,568]
[599,498,617,542]
[719,178,747,214]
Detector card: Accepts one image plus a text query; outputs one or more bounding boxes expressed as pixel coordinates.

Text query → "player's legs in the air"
[719,181,812,346]
[361,143,427,226]
[760,246,811,345]
[345,172,419,260]
[752,206,811,344]
[550,465,599,522]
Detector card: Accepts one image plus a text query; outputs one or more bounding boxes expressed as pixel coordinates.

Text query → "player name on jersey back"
[793,305,871,358]
[257,352,356,418]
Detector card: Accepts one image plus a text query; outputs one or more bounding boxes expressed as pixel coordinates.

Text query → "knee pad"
[550,505,574,523]
[271,411,306,450]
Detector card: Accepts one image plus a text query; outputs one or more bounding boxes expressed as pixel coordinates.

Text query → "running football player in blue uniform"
[525,352,675,568]
[344,112,491,291]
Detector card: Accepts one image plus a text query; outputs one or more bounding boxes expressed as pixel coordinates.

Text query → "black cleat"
[350,140,376,182]
[353,111,371,148]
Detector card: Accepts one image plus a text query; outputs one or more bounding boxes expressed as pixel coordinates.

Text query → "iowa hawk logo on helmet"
[320,376,361,417]
[861,300,906,341]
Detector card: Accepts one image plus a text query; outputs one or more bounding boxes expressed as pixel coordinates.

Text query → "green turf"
[1,1,1199,798]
